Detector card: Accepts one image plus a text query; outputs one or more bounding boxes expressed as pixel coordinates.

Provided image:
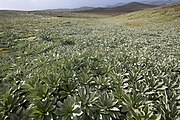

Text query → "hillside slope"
[79,2,157,15]
[108,2,180,27]
[140,0,180,6]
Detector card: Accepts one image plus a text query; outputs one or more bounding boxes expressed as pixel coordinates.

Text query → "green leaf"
[156,114,161,120]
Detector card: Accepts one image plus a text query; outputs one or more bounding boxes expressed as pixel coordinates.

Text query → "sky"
[0,0,144,10]
[0,0,177,10]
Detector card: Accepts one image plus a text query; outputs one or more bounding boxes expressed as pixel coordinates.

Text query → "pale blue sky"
[0,0,177,10]
[0,0,138,10]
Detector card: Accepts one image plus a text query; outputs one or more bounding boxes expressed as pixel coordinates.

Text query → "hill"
[44,6,95,12]
[78,2,157,15]
[106,3,126,8]
[108,2,180,27]
[140,0,180,6]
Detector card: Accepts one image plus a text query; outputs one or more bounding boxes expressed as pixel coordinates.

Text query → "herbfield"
[0,4,180,120]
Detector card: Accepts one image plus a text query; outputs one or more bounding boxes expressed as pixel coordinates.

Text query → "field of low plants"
[0,7,180,120]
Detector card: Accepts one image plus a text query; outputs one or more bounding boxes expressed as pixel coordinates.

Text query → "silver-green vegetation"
[0,5,180,120]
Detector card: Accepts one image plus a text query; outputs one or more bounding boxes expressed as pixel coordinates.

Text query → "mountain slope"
[108,2,180,27]
[79,2,157,15]
[106,3,126,8]
[42,6,95,12]
[140,0,180,6]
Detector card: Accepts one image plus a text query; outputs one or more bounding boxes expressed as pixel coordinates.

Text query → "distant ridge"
[78,2,157,15]
[106,3,126,8]
[43,6,95,12]
[161,1,180,8]
[140,0,180,6]
[110,2,180,27]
